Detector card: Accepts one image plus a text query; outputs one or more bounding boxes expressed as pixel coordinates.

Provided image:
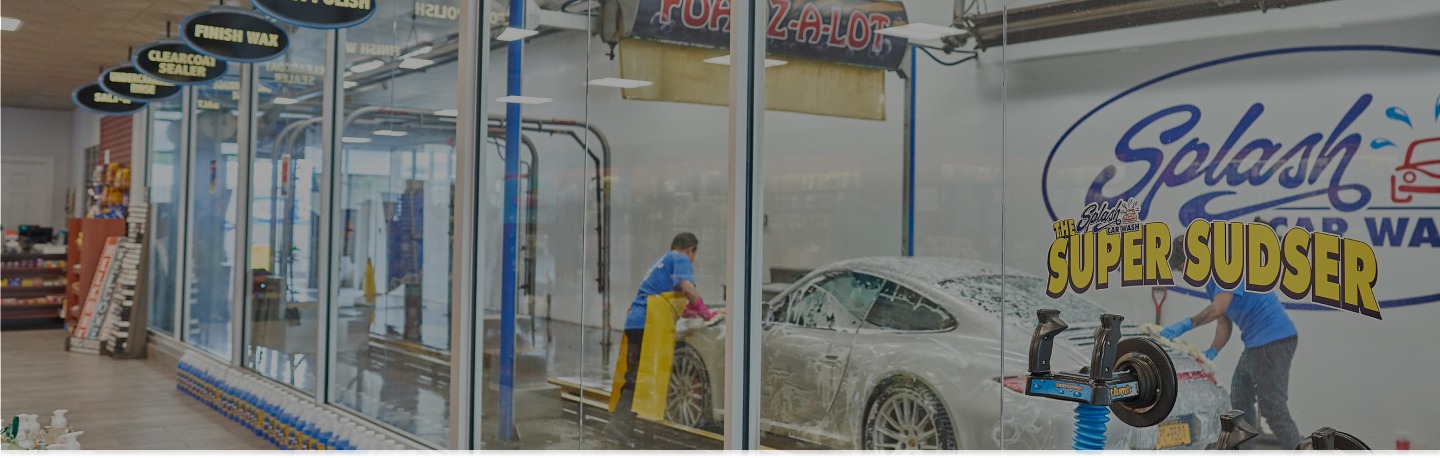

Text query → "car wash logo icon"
[1041,45,1440,312]
[1077,198,1143,235]
[1371,98,1440,203]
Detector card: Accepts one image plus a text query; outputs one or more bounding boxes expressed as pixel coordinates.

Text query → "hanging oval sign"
[98,65,182,101]
[72,84,147,115]
[250,0,376,29]
[181,7,289,62]
[133,38,228,85]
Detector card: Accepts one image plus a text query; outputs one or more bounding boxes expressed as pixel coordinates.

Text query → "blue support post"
[499,0,524,443]
[904,46,917,256]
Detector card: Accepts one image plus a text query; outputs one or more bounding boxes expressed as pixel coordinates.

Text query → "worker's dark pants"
[613,329,646,426]
[1232,335,1300,448]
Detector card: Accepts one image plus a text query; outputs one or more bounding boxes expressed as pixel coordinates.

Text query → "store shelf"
[1,285,68,293]
[1,267,67,274]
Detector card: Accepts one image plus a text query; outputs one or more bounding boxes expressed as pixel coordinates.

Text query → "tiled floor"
[0,329,272,450]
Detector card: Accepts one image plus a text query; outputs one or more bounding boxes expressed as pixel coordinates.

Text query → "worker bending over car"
[606,232,721,447]
[1161,235,1300,448]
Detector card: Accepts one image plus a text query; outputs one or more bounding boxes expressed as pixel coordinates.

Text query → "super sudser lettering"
[1088,94,1374,222]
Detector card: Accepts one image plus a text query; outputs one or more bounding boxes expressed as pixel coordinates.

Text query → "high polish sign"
[134,38,228,84]
[72,84,147,115]
[630,0,909,69]
[182,8,290,62]
[1041,45,1440,313]
[99,65,181,101]
[250,0,376,29]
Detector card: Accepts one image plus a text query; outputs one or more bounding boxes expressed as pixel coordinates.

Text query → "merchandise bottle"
[48,410,67,430]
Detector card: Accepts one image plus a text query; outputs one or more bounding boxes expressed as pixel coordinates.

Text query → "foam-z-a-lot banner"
[630,0,909,69]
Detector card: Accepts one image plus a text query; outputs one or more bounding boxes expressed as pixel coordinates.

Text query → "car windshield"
[935,274,1108,322]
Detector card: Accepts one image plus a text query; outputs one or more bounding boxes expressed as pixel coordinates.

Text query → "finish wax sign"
[72,83,146,115]
[631,0,909,69]
[182,8,290,62]
[134,38,228,84]
[251,0,375,29]
[99,65,181,101]
[1040,45,1440,314]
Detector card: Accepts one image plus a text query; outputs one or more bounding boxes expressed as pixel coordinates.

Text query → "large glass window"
[183,70,242,359]
[246,26,327,393]
[1000,0,1440,451]
[474,0,735,449]
[755,0,1004,450]
[329,0,460,446]
[147,95,186,336]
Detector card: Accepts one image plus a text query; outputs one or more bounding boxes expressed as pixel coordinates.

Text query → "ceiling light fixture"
[373,129,408,137]
[350,59,384,73]
[433,109,459,116]
[400,45,434,59]
[875,23,966,41]
[343,81,358,88]
[496,27,539,42]
[278,113,314,120]
[1,17,21,32]
[273,97,300,105]
[342,137,372,144]
[588,78,653,89]
[398,58,434,69]
[703,55,787,67]
[496,95,552,105]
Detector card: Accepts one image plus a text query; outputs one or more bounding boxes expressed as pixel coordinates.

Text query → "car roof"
[820,256,1033,286]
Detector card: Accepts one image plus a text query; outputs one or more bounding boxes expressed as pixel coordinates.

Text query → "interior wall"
[1,107,77,228]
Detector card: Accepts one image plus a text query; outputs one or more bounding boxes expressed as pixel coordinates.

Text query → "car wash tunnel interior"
[2,0,1436,452]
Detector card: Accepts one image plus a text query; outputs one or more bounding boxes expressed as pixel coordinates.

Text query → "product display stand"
[67,204,151,357]
[64,218,127,328]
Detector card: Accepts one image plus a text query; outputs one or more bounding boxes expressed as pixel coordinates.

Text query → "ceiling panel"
[1,0,240,110]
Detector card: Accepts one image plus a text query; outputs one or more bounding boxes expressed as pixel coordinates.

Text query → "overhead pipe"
[954,0,1338,50]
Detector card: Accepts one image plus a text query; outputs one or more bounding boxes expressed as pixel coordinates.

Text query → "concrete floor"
[0,329,273,450]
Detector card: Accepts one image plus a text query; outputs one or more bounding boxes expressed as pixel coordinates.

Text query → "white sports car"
[666,257,1229,450]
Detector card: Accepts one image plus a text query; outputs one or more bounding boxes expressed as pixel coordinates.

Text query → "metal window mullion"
[231,63,256,367]
[724,0,765,450]
[451,0,487,450]
[316,27,341,409]
[174,87,194,339]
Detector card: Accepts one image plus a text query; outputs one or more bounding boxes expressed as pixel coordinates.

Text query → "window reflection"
[147,96,186,336]
[330,0,459,446]
[184,71,242,359]
[246,25,326,393]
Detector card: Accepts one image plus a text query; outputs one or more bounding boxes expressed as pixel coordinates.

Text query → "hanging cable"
[919,47,976,66]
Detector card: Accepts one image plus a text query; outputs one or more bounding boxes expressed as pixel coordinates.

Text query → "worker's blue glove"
[1203,348,1219,361]
[1159,318,1193,340]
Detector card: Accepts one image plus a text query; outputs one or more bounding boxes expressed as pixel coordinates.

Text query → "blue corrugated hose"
[1073,403,1110,450]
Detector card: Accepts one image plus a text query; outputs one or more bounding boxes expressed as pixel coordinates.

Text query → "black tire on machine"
[1110,337,1178,428]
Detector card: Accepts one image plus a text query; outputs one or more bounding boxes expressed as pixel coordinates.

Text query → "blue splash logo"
[1042,45,1440,311]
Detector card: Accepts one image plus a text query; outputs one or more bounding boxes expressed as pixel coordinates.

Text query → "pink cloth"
[683,297,717,320]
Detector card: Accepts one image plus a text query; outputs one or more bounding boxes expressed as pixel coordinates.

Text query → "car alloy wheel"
[864,376,957,450]
[666,345,710,428]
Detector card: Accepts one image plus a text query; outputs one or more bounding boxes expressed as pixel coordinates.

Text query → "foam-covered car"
[665,257,1229,450]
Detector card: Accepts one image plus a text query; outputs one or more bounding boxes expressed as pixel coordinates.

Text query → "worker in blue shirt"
[606,232,718,447]
[1160,236,1300,448]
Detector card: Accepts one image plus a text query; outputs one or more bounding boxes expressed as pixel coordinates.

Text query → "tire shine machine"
[1023,310,1179,450]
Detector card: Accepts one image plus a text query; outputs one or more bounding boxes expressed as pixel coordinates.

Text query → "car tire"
[862,375,958,450]
[666,344,713,428]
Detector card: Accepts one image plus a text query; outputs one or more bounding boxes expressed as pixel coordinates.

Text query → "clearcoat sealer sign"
[182,7,290,62]
[1041,45,1440,314]
[134,38,228,85]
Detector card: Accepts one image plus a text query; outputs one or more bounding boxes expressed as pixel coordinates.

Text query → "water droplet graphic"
[1371,138,1397,149]
[1386,106,1413,128]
